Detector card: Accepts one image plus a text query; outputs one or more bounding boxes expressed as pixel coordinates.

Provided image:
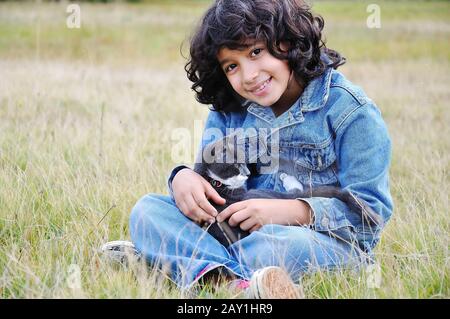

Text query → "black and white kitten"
[194,135,382,247]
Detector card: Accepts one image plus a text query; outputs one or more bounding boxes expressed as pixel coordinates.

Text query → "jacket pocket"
[294,142,338,186]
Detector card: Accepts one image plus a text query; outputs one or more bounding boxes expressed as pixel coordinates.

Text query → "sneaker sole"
[250,266,303,299]
[100,240,141,265]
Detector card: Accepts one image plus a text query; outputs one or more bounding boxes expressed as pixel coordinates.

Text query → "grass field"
[0,0,448,298]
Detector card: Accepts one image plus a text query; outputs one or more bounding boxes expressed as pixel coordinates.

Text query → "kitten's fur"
[194,135,383,247]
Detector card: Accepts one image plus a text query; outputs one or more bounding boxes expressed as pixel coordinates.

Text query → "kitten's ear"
[224,133,237,150]
[203,138,226,163]
[224,133,242,163]
[201,142,216,164]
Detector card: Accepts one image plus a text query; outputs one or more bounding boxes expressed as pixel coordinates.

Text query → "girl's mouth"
[251,77,272,96]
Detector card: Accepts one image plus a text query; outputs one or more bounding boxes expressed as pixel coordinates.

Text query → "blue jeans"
[129,193,367,289]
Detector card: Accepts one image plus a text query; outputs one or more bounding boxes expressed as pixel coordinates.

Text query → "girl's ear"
[279,41,291,52]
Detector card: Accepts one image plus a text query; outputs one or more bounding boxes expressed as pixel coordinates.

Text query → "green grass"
[0,0,449,298]
[1,1,448,64]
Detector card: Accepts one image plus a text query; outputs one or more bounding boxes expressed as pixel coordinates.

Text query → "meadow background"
[0,0,448,298]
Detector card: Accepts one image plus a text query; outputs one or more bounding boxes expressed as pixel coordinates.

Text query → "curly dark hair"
[185,0,346,113]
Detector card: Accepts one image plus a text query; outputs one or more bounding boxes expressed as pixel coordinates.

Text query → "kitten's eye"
[211,180,222,187]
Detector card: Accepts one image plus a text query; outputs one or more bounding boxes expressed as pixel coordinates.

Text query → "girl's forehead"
[217,47,244,64]
[217,40,265,57]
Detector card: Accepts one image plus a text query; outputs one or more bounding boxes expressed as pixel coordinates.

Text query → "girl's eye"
[251,48,263,57]
[225,64,237,73]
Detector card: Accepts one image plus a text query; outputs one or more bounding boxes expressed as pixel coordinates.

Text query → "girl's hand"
[171,168,226,225]
[216,199,312,233]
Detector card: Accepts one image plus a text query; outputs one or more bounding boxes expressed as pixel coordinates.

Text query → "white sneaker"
[248,266,304,299]
[100,240,141,266]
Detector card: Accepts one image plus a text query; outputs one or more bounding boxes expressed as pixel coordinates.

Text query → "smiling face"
[217,41,303,113]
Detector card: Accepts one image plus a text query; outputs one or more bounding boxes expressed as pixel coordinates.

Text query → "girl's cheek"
[229,78,242,94]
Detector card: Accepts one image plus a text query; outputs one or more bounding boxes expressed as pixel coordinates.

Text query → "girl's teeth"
[255,78,270,92]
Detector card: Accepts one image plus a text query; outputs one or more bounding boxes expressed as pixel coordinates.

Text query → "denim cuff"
[298,196,383,253]
[167,165,191,198]
[297,197,353,232]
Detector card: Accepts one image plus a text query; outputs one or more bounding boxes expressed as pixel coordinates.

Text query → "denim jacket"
[168,65,393,253]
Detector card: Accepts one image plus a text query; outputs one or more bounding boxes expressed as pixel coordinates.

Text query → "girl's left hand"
[216,199,312,233]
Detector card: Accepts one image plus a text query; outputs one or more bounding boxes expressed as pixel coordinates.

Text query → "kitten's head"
[194,135,252,190]
[206,163,250,190]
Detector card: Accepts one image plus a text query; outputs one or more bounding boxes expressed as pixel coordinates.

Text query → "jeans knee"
[240,226,318,261]
[129,193,170,235]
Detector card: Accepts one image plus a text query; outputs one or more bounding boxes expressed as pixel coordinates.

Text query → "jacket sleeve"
[298,102,393,250]
[167,110,229,197]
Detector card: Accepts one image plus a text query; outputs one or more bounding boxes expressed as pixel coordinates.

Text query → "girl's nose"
[242,64,259,85]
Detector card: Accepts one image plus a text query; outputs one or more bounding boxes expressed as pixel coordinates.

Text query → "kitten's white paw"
[280,173,304,192]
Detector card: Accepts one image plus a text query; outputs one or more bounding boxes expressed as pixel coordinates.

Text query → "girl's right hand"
[171,168,226,225]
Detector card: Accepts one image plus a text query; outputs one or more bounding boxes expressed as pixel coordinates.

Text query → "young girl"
[118,0,393,298]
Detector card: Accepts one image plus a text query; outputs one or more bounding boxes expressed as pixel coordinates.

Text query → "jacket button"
[321,217,330,228]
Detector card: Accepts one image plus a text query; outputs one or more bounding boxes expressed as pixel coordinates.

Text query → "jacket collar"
[300,65,333,112]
